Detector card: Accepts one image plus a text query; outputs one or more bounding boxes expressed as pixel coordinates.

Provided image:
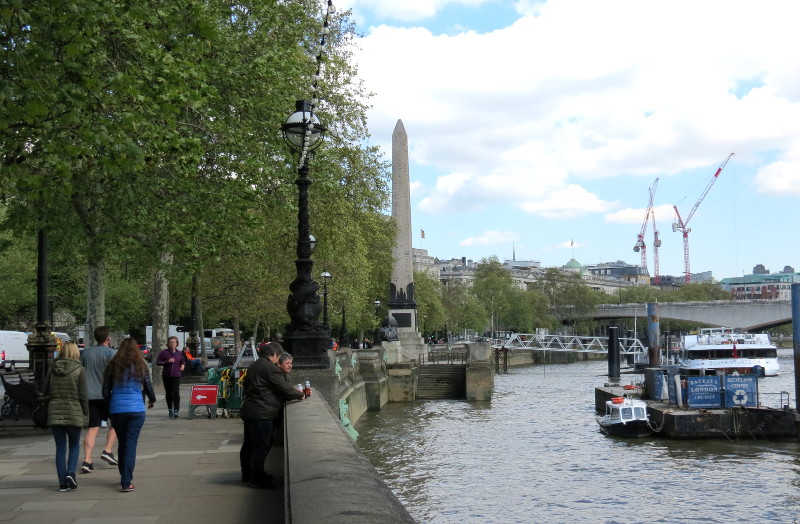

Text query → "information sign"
[190,384,219,406]
[724,375,758,408]
[687,376,722,409]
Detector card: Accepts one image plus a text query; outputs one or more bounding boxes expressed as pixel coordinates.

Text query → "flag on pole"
[421,229,426,239]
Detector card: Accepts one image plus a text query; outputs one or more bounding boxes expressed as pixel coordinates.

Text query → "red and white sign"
[190,385,219,405]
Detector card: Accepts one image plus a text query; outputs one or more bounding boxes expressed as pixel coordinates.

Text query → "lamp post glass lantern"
[280,100,330,369]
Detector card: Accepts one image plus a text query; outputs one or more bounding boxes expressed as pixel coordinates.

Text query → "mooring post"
[608,326,620,382]
[792,284,800,412]
[646,303,661,367]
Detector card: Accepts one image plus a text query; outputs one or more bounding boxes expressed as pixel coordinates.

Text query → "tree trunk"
[85,256,106,349]
[152,250,173,382]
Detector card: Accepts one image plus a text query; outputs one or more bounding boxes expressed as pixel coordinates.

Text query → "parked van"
[1,330,30,372]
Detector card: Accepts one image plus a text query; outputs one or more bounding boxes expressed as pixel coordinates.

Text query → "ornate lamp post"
[321,270,332,326]
[281,100,330,368]
[26,229,56,385]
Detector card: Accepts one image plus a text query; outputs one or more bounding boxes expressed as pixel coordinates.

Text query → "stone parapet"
[284,393,416,523]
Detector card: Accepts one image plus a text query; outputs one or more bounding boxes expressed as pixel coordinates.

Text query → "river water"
[355,353,800,524]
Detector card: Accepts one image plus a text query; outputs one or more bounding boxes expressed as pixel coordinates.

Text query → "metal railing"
[418,345,468,365]
[494,333,648,357]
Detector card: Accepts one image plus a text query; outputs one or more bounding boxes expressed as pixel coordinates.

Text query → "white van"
[0,330,30,372]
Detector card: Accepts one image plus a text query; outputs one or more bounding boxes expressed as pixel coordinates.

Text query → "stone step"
[417,365,466,400]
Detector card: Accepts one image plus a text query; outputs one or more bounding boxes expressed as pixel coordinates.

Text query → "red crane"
[633,178,658,277]
[672,153,734,283]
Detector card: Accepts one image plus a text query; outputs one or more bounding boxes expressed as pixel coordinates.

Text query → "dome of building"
[564,258,583,270]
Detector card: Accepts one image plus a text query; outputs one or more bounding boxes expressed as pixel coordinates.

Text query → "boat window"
[634,407,646,418]
[610,410,621,421]
[620,407,632,420]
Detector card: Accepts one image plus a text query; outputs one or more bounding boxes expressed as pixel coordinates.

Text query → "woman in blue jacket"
[102,338,156,492]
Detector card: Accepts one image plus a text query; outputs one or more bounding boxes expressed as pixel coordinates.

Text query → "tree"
[441,280,487,334]
[533,268,604,328]
[472,257,514,334]
[413,270,445,334]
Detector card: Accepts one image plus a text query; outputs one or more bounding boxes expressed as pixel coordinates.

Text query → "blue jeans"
[109,412,146,487]
[52,425,81,485]
[240,417,274,485]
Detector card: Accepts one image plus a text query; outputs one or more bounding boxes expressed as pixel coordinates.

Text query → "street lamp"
[321,270,332,326]
[280,100,329,368]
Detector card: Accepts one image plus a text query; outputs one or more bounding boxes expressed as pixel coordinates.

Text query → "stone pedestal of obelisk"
[387,119,426,363]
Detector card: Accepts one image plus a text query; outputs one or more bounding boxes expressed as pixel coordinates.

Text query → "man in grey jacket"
[239,345,304,489]
[80,326,118,473]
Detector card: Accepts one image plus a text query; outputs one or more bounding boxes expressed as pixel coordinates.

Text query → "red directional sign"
[190,385,219,406]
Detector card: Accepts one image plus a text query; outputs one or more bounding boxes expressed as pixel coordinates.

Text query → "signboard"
[724,375,758,408]
[190,384,219,406]
[686,376,722,409]
[667,372,678,405]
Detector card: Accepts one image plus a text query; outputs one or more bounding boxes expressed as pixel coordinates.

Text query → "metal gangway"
[491,333,648,359]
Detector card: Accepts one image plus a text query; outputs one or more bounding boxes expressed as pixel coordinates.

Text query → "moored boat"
[678,327,779,376]
[597,397,652,437]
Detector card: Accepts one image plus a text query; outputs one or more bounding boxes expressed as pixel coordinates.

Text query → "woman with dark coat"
[156,335,184,418]
[46,342,89,491]
[102,338,156,492]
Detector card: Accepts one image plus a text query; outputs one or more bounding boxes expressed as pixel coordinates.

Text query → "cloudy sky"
[334,0,800,280]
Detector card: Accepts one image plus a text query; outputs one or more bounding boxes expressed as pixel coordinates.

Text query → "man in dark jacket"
[239,345,304,489]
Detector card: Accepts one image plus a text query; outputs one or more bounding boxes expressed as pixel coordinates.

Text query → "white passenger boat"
[597,397,653,437]
[678,327,780,376]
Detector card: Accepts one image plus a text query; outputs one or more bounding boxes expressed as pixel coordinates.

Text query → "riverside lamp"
[280,100,330,368]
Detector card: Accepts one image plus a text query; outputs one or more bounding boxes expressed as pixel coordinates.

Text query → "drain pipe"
[647,303,661,367]
[608,326,620,382]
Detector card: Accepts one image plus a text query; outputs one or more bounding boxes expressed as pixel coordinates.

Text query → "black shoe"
[80,461,94,473]
[59,484,68,492]
[101,451,118,466]
[65,475,78,490]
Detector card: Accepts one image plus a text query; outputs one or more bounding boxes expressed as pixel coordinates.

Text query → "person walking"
[239,346,304,489]
[156,336,184,418]
[46,342,89,492]
[102,338,156,493]
[80,325,118,473]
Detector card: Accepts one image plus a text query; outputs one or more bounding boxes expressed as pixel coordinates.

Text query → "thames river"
[355,353,800,524]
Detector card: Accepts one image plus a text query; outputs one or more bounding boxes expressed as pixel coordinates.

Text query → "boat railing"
[759,391,791,409]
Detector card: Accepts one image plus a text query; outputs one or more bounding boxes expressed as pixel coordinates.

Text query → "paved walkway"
[0,382,283,523]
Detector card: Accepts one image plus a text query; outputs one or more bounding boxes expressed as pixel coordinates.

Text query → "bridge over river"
[578,299,791,331]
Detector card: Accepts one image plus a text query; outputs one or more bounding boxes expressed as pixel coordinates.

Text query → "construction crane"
[650,183,662,285]
[633,178,658,277]
[672,153,734,283]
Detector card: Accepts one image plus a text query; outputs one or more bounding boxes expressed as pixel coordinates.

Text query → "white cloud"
[353,0,800,215]
[518,185,615,219]
[460,230,518,246]
[606,204,675,226]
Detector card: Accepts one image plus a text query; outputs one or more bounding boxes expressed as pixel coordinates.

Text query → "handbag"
[31,364,53,429]
[31,396,49,429]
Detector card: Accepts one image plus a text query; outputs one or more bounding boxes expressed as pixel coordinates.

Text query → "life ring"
[611,397,625,404]
[623,385,638,390]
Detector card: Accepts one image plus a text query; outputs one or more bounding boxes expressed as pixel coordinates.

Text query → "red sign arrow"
[190,385,219,405]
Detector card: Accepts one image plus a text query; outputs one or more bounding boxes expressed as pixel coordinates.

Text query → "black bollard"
[608,326,620,382]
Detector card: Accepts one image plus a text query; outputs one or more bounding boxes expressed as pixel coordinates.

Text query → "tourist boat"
[596,397,653,437]
[678,327,780,376]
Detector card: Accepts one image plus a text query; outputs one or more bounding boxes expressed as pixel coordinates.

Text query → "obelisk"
[388,120,419,342]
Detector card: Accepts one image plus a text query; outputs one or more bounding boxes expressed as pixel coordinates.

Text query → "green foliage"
[0,1,393,334]
[533,268,604,325]
[413,270,445,332]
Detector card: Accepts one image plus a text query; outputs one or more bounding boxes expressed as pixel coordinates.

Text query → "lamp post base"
[284,331,331,369]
